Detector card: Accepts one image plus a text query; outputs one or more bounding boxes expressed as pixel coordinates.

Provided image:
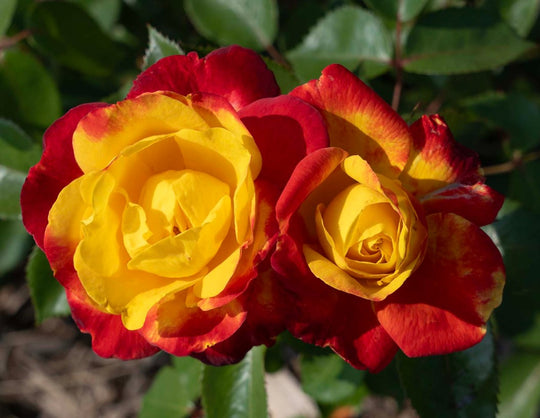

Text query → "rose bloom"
[273,65,505,372]
[21,46,327,363]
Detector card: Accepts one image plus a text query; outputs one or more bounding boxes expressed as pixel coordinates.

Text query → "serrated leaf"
[499,0,540,37]
[140,356,203,418]
[403,8,535,74]
[463,92,540,152]
[364,0,430,22]
[287,5,393,82]
[184,0,278,50]
[0,49,62,128]
[397,326,498,418]
[143,26,184,70]
[202,346,268,418]
[301,354,365,404]
[0,219,31,278]
[0,119,41,172]
[499,353,540,418]
[28,1,125,76]
[0,0,17,37]
[26,246,70,324]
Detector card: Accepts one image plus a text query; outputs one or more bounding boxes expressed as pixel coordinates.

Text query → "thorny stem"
[483,150,540,176]
[391,6,404,112]
[0,30,31,51]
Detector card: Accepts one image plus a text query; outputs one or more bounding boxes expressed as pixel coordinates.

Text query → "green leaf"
[499,0,540,37]
[26,246,70,324]
[0,0,17,37]
[0,219,31,278]
[0,119,42,172]
[509,160,540,215]
[463,92,540,152]
[0,165,25,219]
[499,353,540,418]
[301,354,365,404]
[488,208,540,336]
[364,0,430,22]
[0,119,41,219]
[0,49,62,128]
[143,26,184,70]
[28,1,125,76]
[202,346,268,418]
[397,326,498,418]
[140,356,203,418]
[264,59,299,93]
[287,5,393,82]
[68,0,122,31]
[403,8,535,74]
[184,0,278,50]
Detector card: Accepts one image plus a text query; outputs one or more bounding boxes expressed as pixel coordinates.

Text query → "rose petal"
[421,182,504,226]
[194,268,289,365]
[401,115,483,197]
[375,213,505,357]
[276,147,348,232]
[139,291,247,357]
[128,46,280,110]
[68,291,160,359]
[238,95,329,188]
[21,103,107,249]
[290,64,411,177]
[272,232,398,372]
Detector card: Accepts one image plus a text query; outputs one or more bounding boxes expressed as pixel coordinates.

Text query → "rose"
[21,46,326,363]
[273,65,505,372]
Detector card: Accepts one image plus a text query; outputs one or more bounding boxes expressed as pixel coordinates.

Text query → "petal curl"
[239,95,329,188]
[139,291,247,357]
[374,213,505,357]
[272,232,398,372]
[290,64,411,177]
[276,147,348,233]
[21,103,107,248]
[421,182,504,226]
[128,45,280,110]
[194,268,289,366]
[68,291,160,359]
[401,115,483,197]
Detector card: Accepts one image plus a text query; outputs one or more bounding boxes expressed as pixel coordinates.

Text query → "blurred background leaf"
[184,0,278,50]
[26,246,70,324]
[287,5,392,82]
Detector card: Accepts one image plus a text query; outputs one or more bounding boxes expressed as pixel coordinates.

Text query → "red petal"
[21,103,107,249]
[291,64,411,177]
[139,292,247,357]
[421,182,504,226]
[194,267,289,366]
[272,232,398,372]
[68,292,159,359]
[401,115,483,197]
[276,147,348,232]
[375,213,505,357]
[128,46,280,110]
[239,95,329,188]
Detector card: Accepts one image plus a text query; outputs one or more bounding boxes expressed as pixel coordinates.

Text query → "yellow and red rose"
[273,64,505,372]
[21,46,327,363]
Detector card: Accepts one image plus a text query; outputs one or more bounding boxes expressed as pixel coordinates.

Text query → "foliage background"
[1,0,540,417]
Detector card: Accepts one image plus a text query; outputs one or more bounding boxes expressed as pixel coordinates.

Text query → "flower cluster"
[21,46,505,371]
